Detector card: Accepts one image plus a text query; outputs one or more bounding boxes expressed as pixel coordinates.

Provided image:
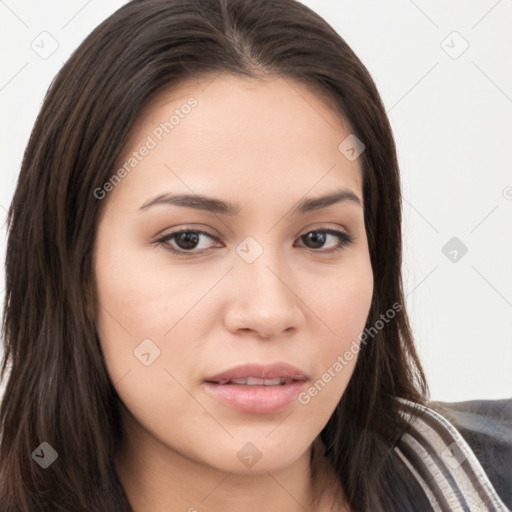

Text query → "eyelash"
[154,227,355,256]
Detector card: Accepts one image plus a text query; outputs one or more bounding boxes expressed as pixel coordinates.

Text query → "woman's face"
[93,74,373,474]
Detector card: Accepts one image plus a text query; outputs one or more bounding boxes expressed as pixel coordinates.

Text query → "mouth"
[203,362,309,414]
[212,377,299,386]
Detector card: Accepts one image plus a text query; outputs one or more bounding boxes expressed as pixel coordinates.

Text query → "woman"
[0,0,510,511]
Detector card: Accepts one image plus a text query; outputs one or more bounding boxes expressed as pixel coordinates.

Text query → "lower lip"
[203,380,307,414]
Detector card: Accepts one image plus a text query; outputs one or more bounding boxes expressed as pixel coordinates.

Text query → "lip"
[205,362,308,383]
[203,362,308,414]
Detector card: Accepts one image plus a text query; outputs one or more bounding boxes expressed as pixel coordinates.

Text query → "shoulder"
[428,398,512,510]
[393,396,511,511]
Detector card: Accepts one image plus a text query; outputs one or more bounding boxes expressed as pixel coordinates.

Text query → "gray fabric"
[429,398,512,510]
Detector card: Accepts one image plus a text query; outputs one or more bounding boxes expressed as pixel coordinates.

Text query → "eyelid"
[149,223,221,246]
[153,222,352,240]
[297,222,352,238]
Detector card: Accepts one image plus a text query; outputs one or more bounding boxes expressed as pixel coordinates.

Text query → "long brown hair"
[1,1,431,510]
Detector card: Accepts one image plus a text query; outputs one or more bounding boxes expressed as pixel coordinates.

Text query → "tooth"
[229,378,249,385]
[247,377,265,385]
[263,378,282,386]
[227,377,286,386]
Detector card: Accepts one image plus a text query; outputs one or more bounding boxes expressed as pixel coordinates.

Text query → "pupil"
[304,231,325,249]
[177,232,199,249]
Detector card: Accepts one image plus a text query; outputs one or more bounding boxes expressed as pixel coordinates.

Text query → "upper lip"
[204,362,309,383]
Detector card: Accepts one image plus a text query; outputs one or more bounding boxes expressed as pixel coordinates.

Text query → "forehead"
[108,74,363,210]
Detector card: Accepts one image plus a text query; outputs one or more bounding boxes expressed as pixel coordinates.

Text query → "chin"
[191,435,313,475]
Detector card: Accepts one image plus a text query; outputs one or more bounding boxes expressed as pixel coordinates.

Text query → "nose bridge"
[238,237,291,305]
[227,236,302,336]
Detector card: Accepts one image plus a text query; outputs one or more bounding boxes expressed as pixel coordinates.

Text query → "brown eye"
[156,229,218,254]
[296,229,354,253]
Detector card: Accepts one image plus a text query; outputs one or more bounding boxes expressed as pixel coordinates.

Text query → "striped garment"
[395,397,511,511]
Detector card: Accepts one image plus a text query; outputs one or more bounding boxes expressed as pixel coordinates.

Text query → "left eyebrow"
[139,188,362,216]
[292,189,363,214]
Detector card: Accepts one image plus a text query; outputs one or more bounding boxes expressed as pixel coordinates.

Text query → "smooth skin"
[93,74,373,512]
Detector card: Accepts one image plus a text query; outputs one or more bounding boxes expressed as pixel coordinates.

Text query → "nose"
[223,250,305,340]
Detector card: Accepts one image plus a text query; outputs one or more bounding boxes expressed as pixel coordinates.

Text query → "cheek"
[309,255,374,348]
[94,226,204,341]
[94,236,232,407]
[302,257,373,401]
[94,245,211,444]
[94,229,171,382]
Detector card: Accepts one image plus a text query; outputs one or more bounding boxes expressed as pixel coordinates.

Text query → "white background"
[0,1,511,402]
